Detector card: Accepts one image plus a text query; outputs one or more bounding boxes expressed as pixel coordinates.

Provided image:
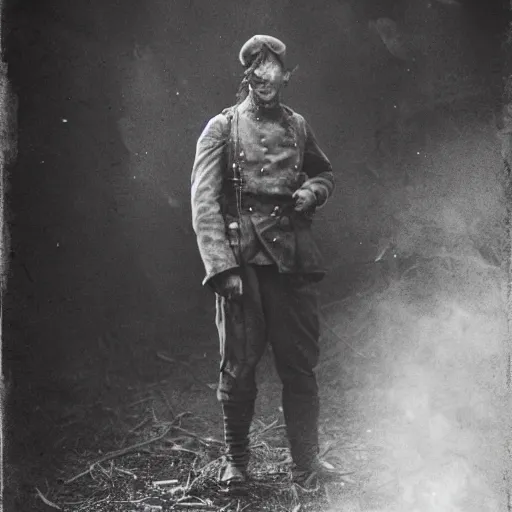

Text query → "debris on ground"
[45,398,360,512]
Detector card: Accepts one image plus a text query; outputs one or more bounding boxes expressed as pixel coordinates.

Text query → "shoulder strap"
[221,106,236,172]
[221,105,243,215]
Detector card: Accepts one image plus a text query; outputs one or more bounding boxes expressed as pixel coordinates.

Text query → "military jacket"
[191,94,334,287]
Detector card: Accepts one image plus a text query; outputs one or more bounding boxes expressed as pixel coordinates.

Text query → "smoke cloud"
[325,115,509,511]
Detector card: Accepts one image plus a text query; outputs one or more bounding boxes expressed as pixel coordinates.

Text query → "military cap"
[239,35,286,68]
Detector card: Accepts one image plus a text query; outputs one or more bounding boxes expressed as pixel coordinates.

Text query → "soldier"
[191,35,336,489]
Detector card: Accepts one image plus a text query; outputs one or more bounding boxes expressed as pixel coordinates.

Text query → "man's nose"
[262,72,278,84]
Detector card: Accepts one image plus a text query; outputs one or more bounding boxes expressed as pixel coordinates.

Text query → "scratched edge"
[504,4,512,511]
[0,0,11,509]
[0,0,5,508]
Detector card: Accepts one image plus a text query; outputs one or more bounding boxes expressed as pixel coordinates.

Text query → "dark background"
[3,0,510,509]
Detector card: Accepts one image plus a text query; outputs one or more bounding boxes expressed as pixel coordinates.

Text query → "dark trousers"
[215,264,320,469]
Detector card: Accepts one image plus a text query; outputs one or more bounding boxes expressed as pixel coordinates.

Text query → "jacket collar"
[238,91,287,121]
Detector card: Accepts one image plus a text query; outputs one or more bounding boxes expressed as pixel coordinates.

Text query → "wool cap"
[239,35,286,68]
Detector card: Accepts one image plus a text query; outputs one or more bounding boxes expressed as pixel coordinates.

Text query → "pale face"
[249,53,290,104]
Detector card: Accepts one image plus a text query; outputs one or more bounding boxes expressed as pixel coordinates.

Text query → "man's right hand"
[213,271,243,300]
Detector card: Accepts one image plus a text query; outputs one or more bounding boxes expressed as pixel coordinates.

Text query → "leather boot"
[283,390,320,474]
[220,401,254,488]
[284,393,346,488]
[292,457,345,488]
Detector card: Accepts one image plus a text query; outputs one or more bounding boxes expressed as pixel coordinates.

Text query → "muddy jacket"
[191,94,334,287]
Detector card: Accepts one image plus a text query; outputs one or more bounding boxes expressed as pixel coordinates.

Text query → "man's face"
[249,52,289,104]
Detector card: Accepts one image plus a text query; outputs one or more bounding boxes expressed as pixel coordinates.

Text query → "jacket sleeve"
[191,113,239,286]
[299,120,335,208]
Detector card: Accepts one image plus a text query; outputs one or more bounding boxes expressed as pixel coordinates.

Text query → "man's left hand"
[293,188,317,213]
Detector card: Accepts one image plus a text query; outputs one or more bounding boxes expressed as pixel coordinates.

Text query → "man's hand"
[212,271,243,300]
[293,188,317,213]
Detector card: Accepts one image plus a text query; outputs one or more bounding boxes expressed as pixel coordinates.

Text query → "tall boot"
[282,390,320,473]
[283,391,344,487]
[220,400,255,485]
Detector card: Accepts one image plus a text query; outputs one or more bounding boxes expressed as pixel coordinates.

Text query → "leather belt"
[239,194,295,216]
[222,194,302,229]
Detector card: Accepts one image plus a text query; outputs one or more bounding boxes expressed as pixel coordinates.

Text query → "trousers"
[215,264,321,469]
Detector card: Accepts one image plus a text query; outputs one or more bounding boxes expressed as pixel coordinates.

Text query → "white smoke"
[324,118,509,511]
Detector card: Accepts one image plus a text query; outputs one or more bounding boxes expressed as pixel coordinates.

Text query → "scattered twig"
[153,479,179,486]
[180,495,207,505]
[170,425,223,447]
[293,481,320,494]
[65,425,172,484]
[186,456,225,491]
[197,455,225,475]
[319,443,335,459]
[338,474,357,484]
[218,502,236,512]
[111,496,155,504]
[250,419,286,441]
[290,484,300,504]
[173,504,217,510]
[62,500,89,506]
[114,467,138,479]
[168,411,192,427]
[159,388,176,419]
[157,352,213,391]
[95,462,113,481]
[64,467,95,486]
[250,441,270,450]
[35,488,62,510]
[128,396,155,408]
[87,495,111,507]
[164,440,202,457]
[128,415,152,434]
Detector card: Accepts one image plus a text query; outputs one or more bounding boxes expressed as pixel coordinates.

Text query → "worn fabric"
[216,264,321,468]
[191,93,335,287]
[222,400,254,471]
[239,34,286,67]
